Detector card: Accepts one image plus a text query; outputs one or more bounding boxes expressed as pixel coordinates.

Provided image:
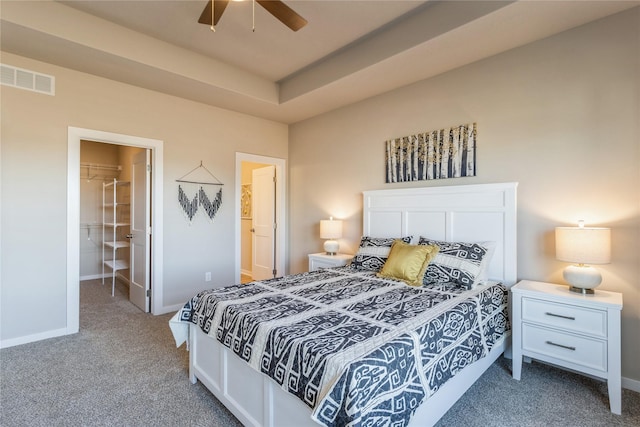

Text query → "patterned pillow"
[418,237,495,289]
[351,236,413,272]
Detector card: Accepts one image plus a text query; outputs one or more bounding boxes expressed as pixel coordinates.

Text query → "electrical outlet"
[205,272,212,282]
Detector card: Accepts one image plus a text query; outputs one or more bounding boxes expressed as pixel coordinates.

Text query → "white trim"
[0,328,68,349]
[235,153,287,282]
[67,131,81,333]
[79,273,109,281]
[67,127,165,332]
[116,272,131,286]
[623,376,640,393]
[162,302,186,314]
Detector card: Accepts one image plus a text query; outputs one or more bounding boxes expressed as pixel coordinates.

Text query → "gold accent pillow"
[376,240,439,286]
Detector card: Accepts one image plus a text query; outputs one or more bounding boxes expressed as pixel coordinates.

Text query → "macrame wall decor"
[385,122,477,183]
[176,161,223,224]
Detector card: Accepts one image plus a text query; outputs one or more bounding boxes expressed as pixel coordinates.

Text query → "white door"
[129,149,151,311]
[252,165,276,280]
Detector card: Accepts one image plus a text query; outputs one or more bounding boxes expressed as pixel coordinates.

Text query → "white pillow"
[476,241,496,285]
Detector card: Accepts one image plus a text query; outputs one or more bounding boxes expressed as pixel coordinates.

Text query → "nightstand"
[511,280,623,414]
[308,253,352,272]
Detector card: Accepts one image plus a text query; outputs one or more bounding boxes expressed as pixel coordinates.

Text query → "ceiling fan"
[198,0,308,32]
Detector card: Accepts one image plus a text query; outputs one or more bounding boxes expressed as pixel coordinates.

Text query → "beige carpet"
[0,279,242,427]
[1,278,639,426]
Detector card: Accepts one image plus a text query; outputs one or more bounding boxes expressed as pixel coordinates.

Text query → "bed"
[170,182,518,427]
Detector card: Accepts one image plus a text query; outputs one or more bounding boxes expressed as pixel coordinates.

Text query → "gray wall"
[1,52,288,344]
[289,9,640,383]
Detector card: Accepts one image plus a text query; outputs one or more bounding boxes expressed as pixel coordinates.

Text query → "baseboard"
[0,327,71,349]
[623,376,640,393]
[82,273,130,284]
[241,269,252,278]
[116,272,130,286]
[80,273,109,281]
[154,302,184,315]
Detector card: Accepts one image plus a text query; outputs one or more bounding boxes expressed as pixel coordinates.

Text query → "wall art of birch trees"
[385,123,476,183]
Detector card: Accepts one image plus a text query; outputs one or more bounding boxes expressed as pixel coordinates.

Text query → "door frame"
[67,127,164,334]
[235,153,286,282]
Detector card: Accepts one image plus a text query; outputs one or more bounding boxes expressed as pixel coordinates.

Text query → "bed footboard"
[188,324,508,427]
[189,324,315,427]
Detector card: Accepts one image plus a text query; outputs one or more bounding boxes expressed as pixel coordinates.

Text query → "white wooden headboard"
[363,182,518,286]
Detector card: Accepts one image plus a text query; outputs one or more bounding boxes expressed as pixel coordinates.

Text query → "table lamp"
[320,217,342,255]
[555,221,611,294]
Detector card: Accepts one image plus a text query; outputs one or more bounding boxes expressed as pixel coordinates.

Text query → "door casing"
[67,127,164,335]
[235,153,286,282]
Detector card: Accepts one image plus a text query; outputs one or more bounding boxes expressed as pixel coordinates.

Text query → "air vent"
[0,64,55,96]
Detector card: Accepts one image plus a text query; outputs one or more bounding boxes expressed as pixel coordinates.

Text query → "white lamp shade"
[320,219,343,239]
[555,226,611,265]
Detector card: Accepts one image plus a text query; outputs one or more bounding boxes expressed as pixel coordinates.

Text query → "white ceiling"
[2,1,638,124]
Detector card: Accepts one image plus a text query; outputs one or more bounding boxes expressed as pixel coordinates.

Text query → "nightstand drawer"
[522,297,607,337]
[308,253,352,272]
[522,324,607,372]
[312,258,341,270]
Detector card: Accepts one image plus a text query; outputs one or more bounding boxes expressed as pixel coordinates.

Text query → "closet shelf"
[81,162,121,181]
[104,180,131,188]
[80,222,102,228]
[104,222,130,228]
[81,162,121,171]
[104,241,130,249]
[104,259,129,271]
[103,178,131,296]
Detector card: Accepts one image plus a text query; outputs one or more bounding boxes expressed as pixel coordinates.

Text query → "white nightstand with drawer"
[511,280,623,414]
[308,253,352,272]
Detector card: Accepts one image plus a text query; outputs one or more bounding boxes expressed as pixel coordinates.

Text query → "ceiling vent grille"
[1,64,55,96]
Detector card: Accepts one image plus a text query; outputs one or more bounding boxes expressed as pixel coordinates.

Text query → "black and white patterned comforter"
[171,267,509,427]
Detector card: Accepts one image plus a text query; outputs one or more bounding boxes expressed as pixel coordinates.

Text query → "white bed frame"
[188,182,518,427]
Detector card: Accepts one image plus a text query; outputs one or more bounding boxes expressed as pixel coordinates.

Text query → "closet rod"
[80,223,102,228]
[80,162,122,171]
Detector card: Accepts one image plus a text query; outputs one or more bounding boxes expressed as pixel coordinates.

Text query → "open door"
[129,149,151,311]
[251,165,276,280]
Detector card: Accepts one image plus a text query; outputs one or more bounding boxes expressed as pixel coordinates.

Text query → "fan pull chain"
[210,0,216,32]
[252,0,255,32]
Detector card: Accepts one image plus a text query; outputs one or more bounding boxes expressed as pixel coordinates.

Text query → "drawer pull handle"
[545,312,575,320]
[545,341,576,351]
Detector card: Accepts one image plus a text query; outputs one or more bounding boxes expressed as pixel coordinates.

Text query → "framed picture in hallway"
[241,184,252,219]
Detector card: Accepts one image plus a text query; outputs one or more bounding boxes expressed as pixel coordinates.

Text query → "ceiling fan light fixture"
[198,0,307,32]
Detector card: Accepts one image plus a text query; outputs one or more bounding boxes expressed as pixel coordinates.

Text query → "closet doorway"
[236,153,286,284]
[67,127,164,336]
[79,141,150,311]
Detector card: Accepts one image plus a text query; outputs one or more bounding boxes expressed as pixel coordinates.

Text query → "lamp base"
[324,239,339,255]
[569,286,595,295]
[563,264,602,294]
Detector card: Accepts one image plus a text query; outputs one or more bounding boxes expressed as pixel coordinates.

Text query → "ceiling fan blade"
[198,0,230,26]
[256,1,308,32]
